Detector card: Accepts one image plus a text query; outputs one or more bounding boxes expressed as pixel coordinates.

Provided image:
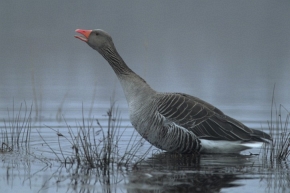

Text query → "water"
[1,141,289,193]
[0,99,289,193]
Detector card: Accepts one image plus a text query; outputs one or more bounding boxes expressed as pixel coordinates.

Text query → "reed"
[40,101,151,169]
[262,90,290,165]
[0,101,32,152]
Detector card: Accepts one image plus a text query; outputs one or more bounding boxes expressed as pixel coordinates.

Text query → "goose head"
[75,29,114,53]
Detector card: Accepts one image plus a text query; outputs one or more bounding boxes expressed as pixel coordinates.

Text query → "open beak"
[74,29,92,42]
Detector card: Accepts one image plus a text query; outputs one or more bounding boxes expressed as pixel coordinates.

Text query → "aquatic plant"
[0,101,32,152]
[40,101,152,169]
[262,90,290,165]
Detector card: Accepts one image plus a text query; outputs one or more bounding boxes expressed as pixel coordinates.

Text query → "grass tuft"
[39,101,151,169]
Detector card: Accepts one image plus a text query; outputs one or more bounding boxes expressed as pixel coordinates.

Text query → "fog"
[1,0,289,116]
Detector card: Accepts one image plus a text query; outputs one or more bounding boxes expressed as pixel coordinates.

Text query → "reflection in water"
[1,153,127,193]
[127,152,252,193]
[1,151,290,193]
[262,160,290,193]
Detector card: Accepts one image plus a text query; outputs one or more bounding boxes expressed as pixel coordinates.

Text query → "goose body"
[75,29,271,153]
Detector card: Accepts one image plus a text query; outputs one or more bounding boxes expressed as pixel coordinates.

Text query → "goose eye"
[96,32,99,36]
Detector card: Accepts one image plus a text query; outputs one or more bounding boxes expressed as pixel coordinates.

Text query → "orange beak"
[74,29,92,42]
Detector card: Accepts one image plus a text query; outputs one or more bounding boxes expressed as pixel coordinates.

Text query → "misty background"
[0,0,289,122]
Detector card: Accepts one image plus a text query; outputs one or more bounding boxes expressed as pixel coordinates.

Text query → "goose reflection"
[127,152,257,193]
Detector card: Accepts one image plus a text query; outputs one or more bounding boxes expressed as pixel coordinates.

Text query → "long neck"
[100,46,133,75]
[99,45,156,105]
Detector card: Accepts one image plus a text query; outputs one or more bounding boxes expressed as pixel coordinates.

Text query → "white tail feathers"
[200,139,264,153]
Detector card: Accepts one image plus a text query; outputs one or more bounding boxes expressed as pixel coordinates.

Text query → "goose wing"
[156,93,270,141]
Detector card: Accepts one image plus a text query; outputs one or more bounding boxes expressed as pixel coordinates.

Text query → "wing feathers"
[156,93,271,142]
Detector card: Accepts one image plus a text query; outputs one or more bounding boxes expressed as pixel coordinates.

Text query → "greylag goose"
[74,29,271,153]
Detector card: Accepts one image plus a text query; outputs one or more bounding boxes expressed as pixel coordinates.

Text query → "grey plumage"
[75,29,271,153]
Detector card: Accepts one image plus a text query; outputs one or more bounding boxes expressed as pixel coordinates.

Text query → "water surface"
[0,100,289,193]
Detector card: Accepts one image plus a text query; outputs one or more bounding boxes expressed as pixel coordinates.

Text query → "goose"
[74,29,271,153]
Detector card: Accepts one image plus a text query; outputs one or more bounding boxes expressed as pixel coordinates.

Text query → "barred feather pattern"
[155,93,271,143]
[100,46,134,75]
[130,100,201,153]
[129,91,271,153]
